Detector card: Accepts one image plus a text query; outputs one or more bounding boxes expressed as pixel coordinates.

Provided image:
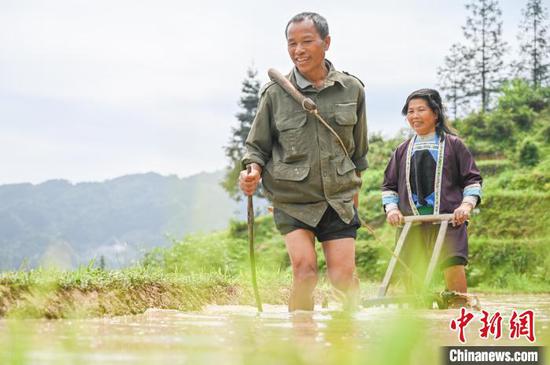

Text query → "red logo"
[509,310,535,342]
[450,308,536,343]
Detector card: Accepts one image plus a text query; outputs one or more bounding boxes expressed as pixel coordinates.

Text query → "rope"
[303,107,349,159]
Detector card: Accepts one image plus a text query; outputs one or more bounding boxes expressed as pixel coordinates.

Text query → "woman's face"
[406,98,438,136]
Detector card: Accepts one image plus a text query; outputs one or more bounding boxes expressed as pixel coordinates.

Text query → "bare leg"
[444,265,468,308]
[443,265,467,293]
[285,229,318,311]
[322,238,360,310]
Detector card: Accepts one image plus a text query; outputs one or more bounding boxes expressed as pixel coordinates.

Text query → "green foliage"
[366,133,402,170]
[518,139,540,166]
[468,238,550,290]
[0,267,249,318]
[494,169,550,191]
[456,82,550,163]
[361,169,384,193]
[469,191,550,238]
[456,112,515,156]
[498,79,550,112]
[475,159,513,176]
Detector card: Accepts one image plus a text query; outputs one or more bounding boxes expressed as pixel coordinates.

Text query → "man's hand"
[386,209,404,227]
[452,202,473,226]
[239,163,262,196]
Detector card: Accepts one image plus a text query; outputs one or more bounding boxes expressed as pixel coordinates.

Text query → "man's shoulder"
[260,81,276,96]
[336,70,365,88]
[259,81,277,97]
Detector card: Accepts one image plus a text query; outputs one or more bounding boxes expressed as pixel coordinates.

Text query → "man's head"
[285,12,329,40]
[285,12,330,77]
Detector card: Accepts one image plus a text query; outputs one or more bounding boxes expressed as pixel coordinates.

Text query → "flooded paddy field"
[1,295,548,365]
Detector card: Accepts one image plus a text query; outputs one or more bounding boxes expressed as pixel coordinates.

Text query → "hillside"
[0,171,255,270]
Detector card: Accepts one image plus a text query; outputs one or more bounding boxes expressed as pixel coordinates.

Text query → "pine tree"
[437,43,471,119]
[99,255,106,270]
[462,0,508,112]
[221,67,261,200]
[514,0,550,89]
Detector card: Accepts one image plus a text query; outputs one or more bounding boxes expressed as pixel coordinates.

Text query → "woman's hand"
[386,209,404,227]
[239,164,262,196]
[452,202,473,226]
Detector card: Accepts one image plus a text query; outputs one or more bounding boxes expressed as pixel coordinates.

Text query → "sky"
[0,0,529,184]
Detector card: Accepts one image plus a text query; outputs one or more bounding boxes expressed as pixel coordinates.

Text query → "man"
[239,12,368,311]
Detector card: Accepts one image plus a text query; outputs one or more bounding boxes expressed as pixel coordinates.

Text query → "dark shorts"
[273,206,361,242]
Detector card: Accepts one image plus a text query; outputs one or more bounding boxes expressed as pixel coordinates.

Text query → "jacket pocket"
[337,156,356,175]
[275,111,308,131]
[273,162,310,181]
[334,102,357,126]
[275,112,308,161]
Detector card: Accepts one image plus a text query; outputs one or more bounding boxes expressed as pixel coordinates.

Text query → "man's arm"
[240,91,272,196]
[241,93,273,170]
[353,170,362,208]
[352,86,368,172]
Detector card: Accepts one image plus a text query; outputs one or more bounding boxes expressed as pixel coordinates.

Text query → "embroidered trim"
[412,143,438,151]
[406,133,445,215]
[381,191,399,198]
[433,133,445,215]
[463,183,482,197]
[464,183,481,190]
[405,136,419,216]
[382,190,399,205]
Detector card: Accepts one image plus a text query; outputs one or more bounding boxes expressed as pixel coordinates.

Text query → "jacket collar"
[291,59,346,90]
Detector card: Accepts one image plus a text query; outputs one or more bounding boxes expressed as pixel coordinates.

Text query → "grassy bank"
[0,267,284,319]
[0,266,378,318]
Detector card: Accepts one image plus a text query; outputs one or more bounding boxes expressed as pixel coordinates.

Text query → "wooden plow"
[362,214,480,310]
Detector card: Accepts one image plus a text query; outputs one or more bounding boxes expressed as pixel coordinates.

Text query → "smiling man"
[239,12,368,311]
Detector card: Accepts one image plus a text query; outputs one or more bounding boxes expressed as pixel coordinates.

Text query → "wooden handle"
[268,68,317,112]
[403,214,454,223]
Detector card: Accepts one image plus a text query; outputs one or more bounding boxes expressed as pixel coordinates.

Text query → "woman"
[381,89,482,304]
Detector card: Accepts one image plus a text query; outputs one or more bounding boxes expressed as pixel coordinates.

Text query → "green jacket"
[242,61,368,226]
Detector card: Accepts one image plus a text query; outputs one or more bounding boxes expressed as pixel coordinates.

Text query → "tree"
[221,67,261,200]
[514,0,550,89]
[437,43,471,119]
[462,0,508,112]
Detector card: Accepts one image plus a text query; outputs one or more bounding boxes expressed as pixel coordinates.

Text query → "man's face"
[286,19,330,77]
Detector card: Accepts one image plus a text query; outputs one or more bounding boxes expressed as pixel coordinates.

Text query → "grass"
[0,267,245,318]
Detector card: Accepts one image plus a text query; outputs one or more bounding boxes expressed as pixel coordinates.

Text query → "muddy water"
[1,295,548,365]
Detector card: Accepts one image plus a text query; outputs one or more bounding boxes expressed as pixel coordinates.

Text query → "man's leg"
[285,229,318,311]
[322,238,359,309]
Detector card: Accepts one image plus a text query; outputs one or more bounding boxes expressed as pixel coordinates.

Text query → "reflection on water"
[1,295,548,365]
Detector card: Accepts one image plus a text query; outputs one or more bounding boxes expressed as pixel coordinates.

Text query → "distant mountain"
[0,171,266,270]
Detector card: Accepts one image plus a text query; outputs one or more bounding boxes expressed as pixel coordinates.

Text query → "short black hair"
[285,12,329,39]
[402,88,456,137]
